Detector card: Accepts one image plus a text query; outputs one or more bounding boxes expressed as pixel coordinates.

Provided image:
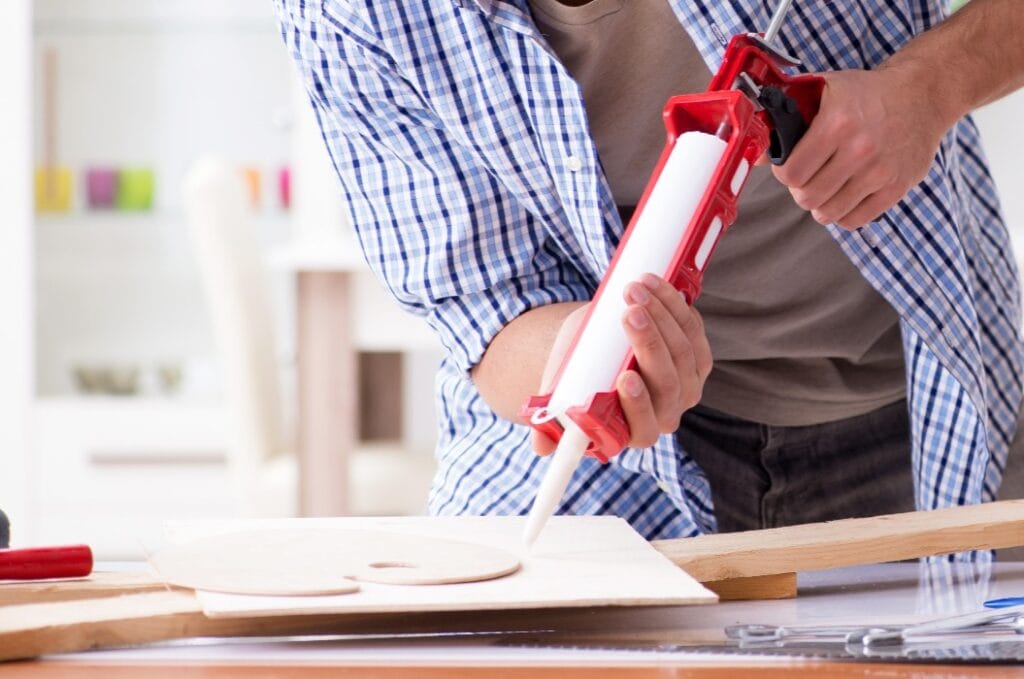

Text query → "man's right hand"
[533,273,712,455]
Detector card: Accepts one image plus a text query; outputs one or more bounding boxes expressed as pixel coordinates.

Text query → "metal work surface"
[7,561,1024,673]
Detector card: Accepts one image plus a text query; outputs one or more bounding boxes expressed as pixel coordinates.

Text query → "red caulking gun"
[518,0,825,546]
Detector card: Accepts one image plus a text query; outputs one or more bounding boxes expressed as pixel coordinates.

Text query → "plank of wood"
[0,572,173,606]
[702,573,796,601]
[0,589,705,662]
[653,499,1024,582]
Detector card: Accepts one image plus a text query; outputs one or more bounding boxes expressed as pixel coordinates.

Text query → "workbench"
[6,562,1024,677]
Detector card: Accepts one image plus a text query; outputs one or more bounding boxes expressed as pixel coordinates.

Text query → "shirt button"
[566,155,583,172]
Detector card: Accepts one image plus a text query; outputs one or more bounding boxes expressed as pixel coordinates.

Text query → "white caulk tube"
[522,131,729,547]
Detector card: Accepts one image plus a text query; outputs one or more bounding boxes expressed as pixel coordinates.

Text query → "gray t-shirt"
[529,0,906,426]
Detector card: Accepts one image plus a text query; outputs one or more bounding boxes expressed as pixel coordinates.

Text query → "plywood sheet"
[160,515,716,617]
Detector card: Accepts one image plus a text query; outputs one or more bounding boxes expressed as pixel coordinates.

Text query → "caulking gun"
[518,0,825,545]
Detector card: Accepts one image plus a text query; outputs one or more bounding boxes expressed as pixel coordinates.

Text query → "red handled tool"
[518,0,825,545]
[0,545,93,581]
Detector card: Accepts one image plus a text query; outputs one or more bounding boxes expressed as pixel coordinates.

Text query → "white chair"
[182,157,297,517]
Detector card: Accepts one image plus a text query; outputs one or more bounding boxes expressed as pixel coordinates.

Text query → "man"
[275,0,1024,550]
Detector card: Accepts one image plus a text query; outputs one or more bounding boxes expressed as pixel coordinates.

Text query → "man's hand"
[532,274,712,455]
[771,68,946,230]
[771,0,1024,230]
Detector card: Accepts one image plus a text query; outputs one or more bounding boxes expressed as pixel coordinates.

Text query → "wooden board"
[0,589,584,662]
[0,571,173,606]
[159,516,716,617]
[655,499,1024,582]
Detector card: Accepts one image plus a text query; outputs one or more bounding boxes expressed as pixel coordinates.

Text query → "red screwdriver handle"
[0,544,93,580]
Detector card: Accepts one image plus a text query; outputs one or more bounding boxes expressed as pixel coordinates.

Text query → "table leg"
[296,271,355,516]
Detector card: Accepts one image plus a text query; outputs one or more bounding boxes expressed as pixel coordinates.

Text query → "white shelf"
[35,211,291,272]
[33,397,228,437]
[30,394,232,559]
[268,235,366,273]
[34,0,279,32]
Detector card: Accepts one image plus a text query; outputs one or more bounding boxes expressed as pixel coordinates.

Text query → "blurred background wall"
[4,0,442,559]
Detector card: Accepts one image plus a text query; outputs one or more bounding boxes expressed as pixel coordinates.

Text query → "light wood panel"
[0,571,171,606]
[655,499,1024,582]
[164,516,713,618]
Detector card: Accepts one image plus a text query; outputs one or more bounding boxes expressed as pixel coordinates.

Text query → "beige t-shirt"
[529,0,906,426]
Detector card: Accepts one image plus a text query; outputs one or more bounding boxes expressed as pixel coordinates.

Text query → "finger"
[771,114,840,189]
[617,370,660,448]
[637,274,711,392]
[630,278,691,371]
[622,303,682,431]
[835,185,904,230]
[772,76,850,188]
[637,273,701,379]
[811,163,892,227]
[532,429,558,456]
[686,306,713,383]
[787,143,865,212]
[644,276,710,382]
[639,273,685,320]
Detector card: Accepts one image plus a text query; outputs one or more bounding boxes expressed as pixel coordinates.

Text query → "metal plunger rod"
[763,0,794,45]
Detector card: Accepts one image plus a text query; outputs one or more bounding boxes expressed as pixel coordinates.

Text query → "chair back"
[182,157,285,514]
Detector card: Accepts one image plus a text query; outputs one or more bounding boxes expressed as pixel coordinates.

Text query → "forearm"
[880,0,1024,129]
[471,302,585,422]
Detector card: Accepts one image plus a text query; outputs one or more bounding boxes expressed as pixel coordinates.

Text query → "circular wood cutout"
[150,528,521,596]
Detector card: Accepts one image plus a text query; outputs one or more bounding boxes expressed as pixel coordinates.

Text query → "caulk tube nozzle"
[522,423,590,547]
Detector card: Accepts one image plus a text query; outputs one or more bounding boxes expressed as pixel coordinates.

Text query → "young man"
[275,0,1024,548]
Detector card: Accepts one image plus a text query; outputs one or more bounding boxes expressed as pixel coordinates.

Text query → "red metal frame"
[519,35,825,463]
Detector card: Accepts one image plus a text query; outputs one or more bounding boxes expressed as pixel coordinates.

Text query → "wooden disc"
[150,528,521,596]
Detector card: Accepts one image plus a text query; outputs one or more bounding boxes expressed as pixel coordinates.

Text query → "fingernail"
[626,282,650,304]
[623,372,644,397]
[627,308,648,329]
[640,273,661,289]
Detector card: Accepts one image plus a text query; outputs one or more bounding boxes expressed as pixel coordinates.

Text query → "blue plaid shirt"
[276,0,1023,545]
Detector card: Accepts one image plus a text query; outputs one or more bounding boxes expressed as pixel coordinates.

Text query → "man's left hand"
[771,68,946,230]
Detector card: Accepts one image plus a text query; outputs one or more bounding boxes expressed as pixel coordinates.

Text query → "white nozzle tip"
[520,425,590,549]
[521,514,544,548]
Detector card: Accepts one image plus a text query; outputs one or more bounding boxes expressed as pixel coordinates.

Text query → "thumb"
[532,429,558,456]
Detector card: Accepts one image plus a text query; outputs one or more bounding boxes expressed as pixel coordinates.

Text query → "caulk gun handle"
[758,85,807,165]
[757,71,826,166]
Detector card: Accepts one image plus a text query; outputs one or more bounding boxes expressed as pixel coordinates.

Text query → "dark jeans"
[679,400,1024,559]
